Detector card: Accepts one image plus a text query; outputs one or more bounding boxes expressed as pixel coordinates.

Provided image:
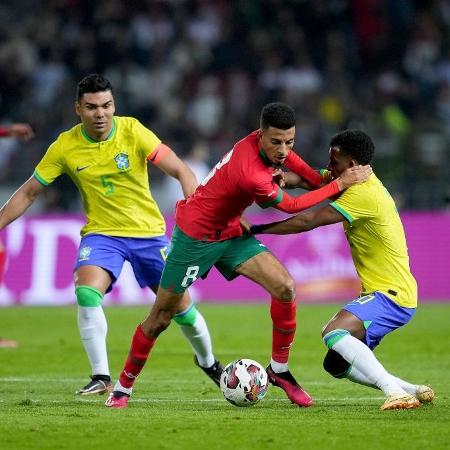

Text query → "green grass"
[0,303,449,450]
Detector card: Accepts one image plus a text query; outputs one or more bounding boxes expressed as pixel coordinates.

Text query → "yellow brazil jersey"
[34,116,165,238]
[330,174,417,308]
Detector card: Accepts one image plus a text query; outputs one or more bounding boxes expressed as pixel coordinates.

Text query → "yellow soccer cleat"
[416,385,435,403]
[380,393,421,411]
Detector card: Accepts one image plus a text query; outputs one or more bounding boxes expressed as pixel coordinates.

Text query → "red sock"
[119,325,156,389]
[270,297,296,364]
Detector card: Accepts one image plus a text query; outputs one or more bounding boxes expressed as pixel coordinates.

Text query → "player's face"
[327,146,354,178]
[259,126,295,167]
[76,90,115,141]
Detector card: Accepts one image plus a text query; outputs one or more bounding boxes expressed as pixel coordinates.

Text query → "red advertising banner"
[0,212,449,305]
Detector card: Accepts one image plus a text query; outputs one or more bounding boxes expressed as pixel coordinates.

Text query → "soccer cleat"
[105,391,130,408]
[76,375,112,396]
[194,355,224,387]
[0,338,18,348]
[266,365,313,407]
[380,393,421,410]
[416,385,435,403]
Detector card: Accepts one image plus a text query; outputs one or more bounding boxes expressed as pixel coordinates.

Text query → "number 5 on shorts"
[181,265,199,287]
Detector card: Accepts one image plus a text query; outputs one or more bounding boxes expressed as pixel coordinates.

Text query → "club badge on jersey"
[114,153,130,171]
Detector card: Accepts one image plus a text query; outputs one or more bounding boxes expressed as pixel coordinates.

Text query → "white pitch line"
[0,397,385,404]
[0,377,333,386]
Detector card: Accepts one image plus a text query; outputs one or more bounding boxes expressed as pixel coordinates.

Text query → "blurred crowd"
[1,0,450,211]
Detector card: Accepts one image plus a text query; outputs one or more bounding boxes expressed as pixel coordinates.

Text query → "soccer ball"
[220,358,269,407]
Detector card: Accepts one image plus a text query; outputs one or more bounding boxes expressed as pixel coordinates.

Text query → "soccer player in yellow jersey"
[0,74,222,394]
[251,130,435,410]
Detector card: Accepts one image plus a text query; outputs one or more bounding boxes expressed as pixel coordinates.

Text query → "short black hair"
[329,130,375,165]
[260,102,296,130]
[76,74,113,101]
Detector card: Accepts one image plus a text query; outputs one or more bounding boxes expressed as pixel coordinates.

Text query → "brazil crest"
[114,153,130,171]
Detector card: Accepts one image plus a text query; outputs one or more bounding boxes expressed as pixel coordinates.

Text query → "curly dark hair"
[329,130,375,165]
[76,74,113,101]
[260,102,296,130]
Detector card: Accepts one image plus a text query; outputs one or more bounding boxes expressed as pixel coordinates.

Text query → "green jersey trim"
[259,188,283,209]
[81,117,117,143]
[33,170,49,186]
[330,202,353,223]
[258,149,272,166]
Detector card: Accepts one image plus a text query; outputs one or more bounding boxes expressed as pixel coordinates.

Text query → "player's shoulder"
[234,131,262,164]
[116,116,157,137]
[115,116,141,129]
[346,174,380,195]
[51,123,82,148]
[240,130,259,145]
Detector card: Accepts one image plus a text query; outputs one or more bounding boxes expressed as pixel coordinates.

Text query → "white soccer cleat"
[416,385,435,403]
[380,393,421,411]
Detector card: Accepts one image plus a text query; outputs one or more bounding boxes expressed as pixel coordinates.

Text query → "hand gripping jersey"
[331,175,417,308]
[34,116,165,237]
[176,130,340,241]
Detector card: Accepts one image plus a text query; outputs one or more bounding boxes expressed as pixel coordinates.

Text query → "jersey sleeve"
[134,119,162,160]
[330,185,375,223]
[33,140,65,186]
[249,174,284,209]
[284,151,323,188]
[273,180,340,213]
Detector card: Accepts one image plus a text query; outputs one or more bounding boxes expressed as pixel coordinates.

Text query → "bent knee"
[76,285,103,307]
[273,276,296,300]
[323,349,351,378]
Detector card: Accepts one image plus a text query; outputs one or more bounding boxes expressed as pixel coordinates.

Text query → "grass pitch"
[0,303,449,450]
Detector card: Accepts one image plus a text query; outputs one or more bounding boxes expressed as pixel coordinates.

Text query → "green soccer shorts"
[160,225,269,293]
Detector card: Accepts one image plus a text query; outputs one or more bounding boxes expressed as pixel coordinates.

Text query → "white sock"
[178,310,215,368]
[332,334,406,396]
[78,305,109,376]
[113,380,132,395]
[270,360,289,373]
[347,365,418,395]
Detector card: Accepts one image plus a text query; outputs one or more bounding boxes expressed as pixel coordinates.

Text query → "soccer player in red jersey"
[0,122,34,348]
[106,102,372,408]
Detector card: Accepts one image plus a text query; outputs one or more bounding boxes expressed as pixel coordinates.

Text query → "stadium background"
[1,0,449,304]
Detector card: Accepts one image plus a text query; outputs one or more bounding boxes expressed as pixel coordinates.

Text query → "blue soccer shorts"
[343,291,416,350]
[74,234,169,293]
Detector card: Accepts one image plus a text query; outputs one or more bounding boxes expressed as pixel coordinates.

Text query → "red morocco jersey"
[176,130,338,241]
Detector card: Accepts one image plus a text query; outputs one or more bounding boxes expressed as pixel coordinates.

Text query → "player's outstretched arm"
[0,176,45,230]
[273,165,371,214]
[282,172,315,190]
[284,151,323,188]
[150,144,198,198]
[0,123,35,141]
[252,205,344,235]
